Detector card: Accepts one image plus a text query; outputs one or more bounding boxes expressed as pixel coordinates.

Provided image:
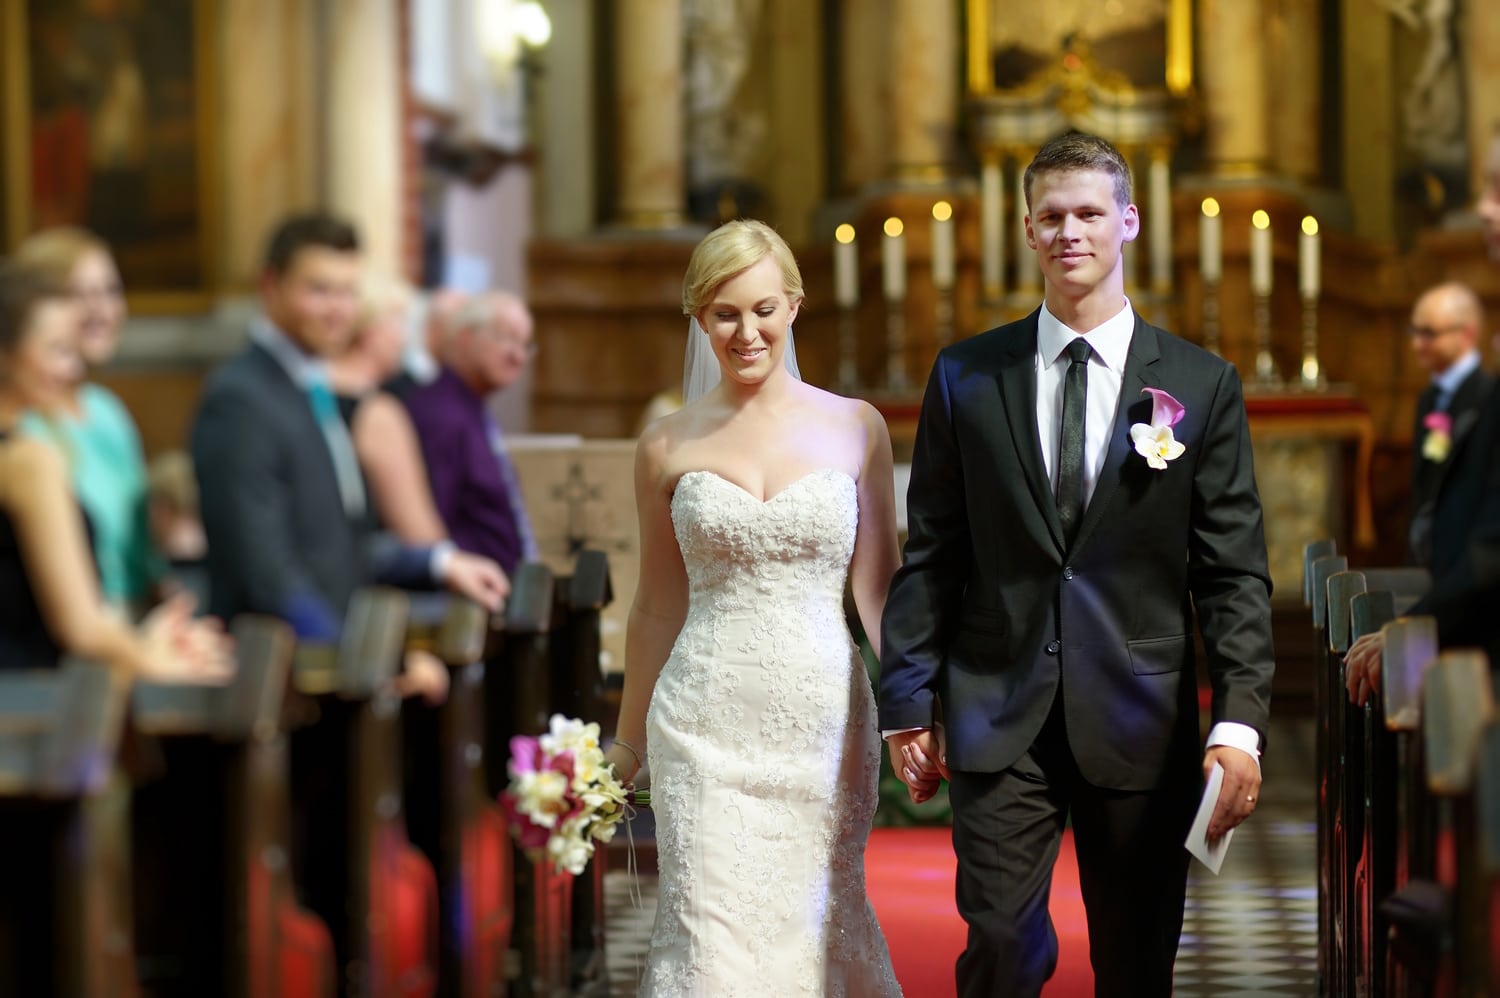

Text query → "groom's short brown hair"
[1023,133,1133,212]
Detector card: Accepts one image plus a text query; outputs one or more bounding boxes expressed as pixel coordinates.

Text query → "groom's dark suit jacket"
[879,310,1275,792]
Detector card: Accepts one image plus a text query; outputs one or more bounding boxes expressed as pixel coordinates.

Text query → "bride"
[604,220,904,996]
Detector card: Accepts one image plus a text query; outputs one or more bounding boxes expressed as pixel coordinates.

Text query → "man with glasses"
[1406,282,1491,566]
[404,291,539,576]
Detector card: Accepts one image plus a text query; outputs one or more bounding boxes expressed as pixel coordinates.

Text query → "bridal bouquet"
[500,714,650,875]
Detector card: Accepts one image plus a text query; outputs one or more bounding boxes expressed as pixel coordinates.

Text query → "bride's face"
[699,254,801,389]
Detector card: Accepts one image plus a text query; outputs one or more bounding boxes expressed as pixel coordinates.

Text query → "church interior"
[2,0,1498,995]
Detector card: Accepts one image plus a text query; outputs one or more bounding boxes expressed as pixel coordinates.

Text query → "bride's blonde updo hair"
[682,220,804,317]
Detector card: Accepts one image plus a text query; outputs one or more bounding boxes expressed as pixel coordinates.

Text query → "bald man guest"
[1407,282,1492,567]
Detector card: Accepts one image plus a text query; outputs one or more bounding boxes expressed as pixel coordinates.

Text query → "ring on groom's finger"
[1246,796,1256,803]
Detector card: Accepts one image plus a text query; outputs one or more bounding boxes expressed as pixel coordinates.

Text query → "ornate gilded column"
[838,0,890,192]
[614,0,685,228]
[1198,0,1272,175]
[324,0,403,275]
[1268,0,1323,184]
[888,0,958,181]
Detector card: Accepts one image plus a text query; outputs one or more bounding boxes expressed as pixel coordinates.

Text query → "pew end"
[1382,616,1439,733]
[1423,651,1496,796]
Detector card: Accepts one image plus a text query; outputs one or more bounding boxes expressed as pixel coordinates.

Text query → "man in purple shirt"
[404,291,538,577]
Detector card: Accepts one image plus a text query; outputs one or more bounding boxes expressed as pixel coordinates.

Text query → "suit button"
[1062,567,1075,580]
[1045,639,1061,655]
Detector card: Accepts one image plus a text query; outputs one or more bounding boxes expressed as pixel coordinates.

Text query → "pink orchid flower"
[1143,387,1186,428]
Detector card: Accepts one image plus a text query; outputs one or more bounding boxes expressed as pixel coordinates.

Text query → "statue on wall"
[1383,0,1469,214]
[987,0,1167,90]
[684,0,768,223]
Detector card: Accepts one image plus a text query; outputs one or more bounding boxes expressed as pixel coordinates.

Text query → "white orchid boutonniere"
[1129,387,1187,471]
[1421,411,1452,462]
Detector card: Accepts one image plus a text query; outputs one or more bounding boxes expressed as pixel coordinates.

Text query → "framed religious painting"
[2,0,219,312]
[965,0,1193,96]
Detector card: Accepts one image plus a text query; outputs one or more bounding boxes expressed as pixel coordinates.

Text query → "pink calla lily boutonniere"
[1421,411,1452,462]
[1129,388,1187,470]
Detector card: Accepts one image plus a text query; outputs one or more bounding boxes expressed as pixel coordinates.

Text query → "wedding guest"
[13,227,161,611]
[1405,282,1491,567]
[145,450,209,609]
[405,291,539,576]
[0,262,230,681]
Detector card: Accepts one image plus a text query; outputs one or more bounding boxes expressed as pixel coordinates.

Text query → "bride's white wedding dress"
[641,469,902,997]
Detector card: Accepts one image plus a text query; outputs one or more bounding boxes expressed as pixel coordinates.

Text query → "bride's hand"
[604,742,641,784]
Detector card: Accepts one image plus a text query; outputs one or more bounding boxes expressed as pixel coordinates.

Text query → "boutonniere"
[1129,388,1187,470]
[1421,411,1452,462]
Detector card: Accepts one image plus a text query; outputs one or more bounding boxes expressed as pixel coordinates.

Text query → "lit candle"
[834,223,858,308]
[1149,153,1172,291]
[931,201,955,290]
[1250,209,1272,296]
[1199,198,1222,283]
[1299,215,1320,300]
[980,159,1004,295]
[883,217,906,300]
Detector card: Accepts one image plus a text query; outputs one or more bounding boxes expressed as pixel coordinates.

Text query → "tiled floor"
[604,716,1319,997]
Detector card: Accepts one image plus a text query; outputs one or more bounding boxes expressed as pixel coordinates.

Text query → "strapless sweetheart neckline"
[675,467,856,505]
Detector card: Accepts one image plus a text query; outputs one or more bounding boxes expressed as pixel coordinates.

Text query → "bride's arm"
[848,402,901,660]
[606,425,689,782]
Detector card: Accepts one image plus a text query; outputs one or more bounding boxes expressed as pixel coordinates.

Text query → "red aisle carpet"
[865,826,1093,998]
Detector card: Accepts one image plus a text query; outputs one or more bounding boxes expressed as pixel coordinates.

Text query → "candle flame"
[1201,197,1220,218]
[932,201,953,222]
[884,217,904,238]
[1252,210,1271,230]
[835,223,855,244]
[1301,216,1319,236]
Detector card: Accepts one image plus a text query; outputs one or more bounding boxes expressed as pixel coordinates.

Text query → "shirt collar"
[1434,349,1481,398]
[249,315,328,389]
[1037,298,1135,374]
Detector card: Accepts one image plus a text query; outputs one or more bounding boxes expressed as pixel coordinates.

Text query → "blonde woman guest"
[0,263,231,680]
[603,220,903,995]
[14,227,159,609]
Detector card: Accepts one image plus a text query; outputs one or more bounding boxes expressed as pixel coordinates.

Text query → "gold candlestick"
[934,287,955,350]
[886,301,908,392]
[1299,296,1325,391]
[1252,290,1282,389]
[837,306,859,392]
[1202,278,1222,357]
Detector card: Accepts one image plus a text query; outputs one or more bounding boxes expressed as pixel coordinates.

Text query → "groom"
[880,132,1275,997]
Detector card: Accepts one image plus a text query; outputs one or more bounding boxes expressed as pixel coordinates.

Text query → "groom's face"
[1025,169,1139,297]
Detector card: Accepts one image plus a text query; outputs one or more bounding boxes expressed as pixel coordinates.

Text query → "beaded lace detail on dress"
[641,469,901,997]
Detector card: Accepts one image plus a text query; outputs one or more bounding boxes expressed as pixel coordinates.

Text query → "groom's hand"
[886,729,950,804]
[1204,745,1261,841]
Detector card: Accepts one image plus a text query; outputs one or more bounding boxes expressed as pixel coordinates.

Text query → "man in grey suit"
[191,214,505,640]
[880,134,1275,997]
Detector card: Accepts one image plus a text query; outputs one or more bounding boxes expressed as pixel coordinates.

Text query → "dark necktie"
[1056,338,1092,545]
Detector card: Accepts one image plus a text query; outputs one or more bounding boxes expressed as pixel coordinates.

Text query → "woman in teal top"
[15,228,162,608]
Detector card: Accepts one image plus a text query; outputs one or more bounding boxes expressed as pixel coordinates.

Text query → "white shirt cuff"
[429,540,457,583]
[1206,721,1262,769]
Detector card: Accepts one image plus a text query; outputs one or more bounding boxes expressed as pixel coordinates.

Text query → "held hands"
[887,729,949,804]
[1204,744,1261,842]
[140,592,236,685]
[1343,632,1385,706]
[445,551,510,613]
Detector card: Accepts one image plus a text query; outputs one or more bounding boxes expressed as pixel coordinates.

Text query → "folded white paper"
[1184,761,1234,874]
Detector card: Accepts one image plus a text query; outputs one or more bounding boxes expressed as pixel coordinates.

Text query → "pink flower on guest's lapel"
[1421,411,1453,462]
[1130,388,1187,471]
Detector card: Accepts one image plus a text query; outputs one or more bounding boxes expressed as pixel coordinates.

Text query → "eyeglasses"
[1407,324,1466,341]
[479,325,538,357]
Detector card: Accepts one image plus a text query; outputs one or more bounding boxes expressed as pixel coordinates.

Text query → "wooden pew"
[129,614,335,998]
[1378,615,1441,997]
[552,550,613,996]
[1348,588,1399,998]
[0,658,132,997]
[290,588,439,997]
[1325,569,1366,997]
[1308,546,1347,997]
[404,595,515,998]
[1421,650,1495,996]
[1476,720,1500,996]
[484,562,572,997]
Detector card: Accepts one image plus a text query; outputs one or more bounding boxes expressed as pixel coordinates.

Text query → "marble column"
[1465,0,1500,202]
[537,0,596,237]
[839,0,889,192]
[1268,0,1323,184]
[614,0,685,228]
[1198,0,1272,175]
[888,0,958,182]
[1340,0,1395,240]
[323,0,403,277]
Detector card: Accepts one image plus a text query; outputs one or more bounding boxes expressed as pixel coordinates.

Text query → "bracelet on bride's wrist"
[614,738,643,770]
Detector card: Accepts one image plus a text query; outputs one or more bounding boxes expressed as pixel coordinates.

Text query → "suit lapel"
[1072,315,1162,553]
[996,311,1066,552]
[1431,369,1495,496]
